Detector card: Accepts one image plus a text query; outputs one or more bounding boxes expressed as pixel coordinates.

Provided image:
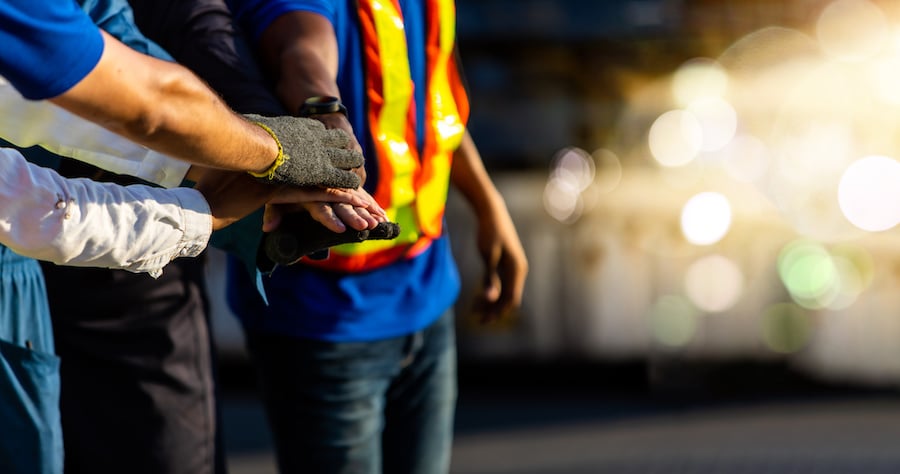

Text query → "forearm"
[450,131,528,321]
[258,11,341,112]
[0,148,210,276]
[450,131,507,218]
[49,31,278,175]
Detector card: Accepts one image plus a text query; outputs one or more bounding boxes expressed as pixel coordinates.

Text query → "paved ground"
[221,360,900,474]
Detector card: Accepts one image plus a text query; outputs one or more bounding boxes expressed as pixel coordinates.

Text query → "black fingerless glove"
[262,211,401,266]
[245,114,363,189]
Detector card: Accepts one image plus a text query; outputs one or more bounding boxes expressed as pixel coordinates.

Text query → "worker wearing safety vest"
[227,0,528,472]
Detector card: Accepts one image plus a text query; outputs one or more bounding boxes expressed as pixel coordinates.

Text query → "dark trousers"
[42,0,279,471]
[39,152,224,474]
[41,258,222,474]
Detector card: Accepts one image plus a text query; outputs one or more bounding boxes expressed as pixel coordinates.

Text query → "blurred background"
[210,0,900,472]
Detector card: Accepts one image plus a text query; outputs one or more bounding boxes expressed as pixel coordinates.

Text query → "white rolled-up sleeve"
[0,148,211,276]
[0,76,189,188]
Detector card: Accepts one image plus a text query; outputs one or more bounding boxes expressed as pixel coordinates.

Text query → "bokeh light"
[543,176,582,224]
[770,121,854,187]
[543,146,598,224]
[831,243,875,289]
[816,0,889,61]
[550,146,595,192]
[827,255,866,310]
[838,155,900,232]
[685,97,738,152]
[869,57,900,105]
[777,240,839,309]
[766,119,860,240]
[761,303,812,354]
[648,295,698,347]
[680,192,732,246]
[671,57,728,106]
[720,134,771,183]
[684,255,745,313]
[648,109,703,167]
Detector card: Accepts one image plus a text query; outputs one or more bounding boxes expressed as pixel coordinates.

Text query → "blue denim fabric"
[246,311,458,474]
[0,246,61,474]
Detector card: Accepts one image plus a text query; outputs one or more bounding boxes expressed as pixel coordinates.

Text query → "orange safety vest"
[303,0,469,272]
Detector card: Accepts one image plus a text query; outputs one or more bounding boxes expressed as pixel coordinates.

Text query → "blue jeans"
[246,311,457,474]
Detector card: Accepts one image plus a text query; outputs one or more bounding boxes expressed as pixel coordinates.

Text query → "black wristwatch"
[298,95,348,118]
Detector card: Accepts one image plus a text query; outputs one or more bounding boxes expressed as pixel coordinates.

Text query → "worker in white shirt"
[0,0,383,472]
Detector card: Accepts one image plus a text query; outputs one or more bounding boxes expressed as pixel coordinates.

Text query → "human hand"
[263,186,385,233]
[193,168,373,231]
[192,168,281,230]
[244,114,363,189]
[262,211,400,266]
[473,206,529,323]
[260,186,395,265]
[310,110,367,186]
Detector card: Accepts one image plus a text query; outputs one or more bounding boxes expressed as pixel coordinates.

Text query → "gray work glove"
[244,114,363,189]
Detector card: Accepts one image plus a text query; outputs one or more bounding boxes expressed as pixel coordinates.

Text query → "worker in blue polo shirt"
[0,0,372,472]
[226,0,530,472]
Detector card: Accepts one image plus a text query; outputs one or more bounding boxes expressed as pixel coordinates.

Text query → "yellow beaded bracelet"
[247,121,287,180]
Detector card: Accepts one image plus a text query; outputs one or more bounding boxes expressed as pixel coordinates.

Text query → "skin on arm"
[50,32,383,233]
[49,30,377,232]
[258,11,342,117]
[49,31,279,176]
[256,11,375,230]
[450,131,529,323]
[257,10,363,156]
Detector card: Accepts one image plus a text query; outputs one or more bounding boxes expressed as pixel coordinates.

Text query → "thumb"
[262,204,284,233]
[482,271,501,303]
[479,239,502,303]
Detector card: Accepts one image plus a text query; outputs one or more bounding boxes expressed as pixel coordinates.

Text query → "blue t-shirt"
[0,0,104,99]
[226,0,461,342]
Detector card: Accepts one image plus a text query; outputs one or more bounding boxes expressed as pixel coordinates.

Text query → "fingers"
[473,242,505,323]
[305,202,347,233]
[265,183,387,235]
[293,201,376,233]
[262,204,285,233]
[503,250,528,308]
[326,167,362,189]
[482,255,527,322]
[267,186,366,207]
[322,128,351,148]
[350,187,387,220]
[474,274,515,324]
[332,202,380,231]
[473,240,529,324]
[352,166,367,186]
[327,148,365,171]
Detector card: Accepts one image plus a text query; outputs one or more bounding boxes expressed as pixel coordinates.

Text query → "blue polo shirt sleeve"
[227,0,334,42]
[0,0,104,100]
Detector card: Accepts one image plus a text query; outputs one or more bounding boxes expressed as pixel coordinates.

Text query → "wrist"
[298,95,348,118]
[247,121,286,179]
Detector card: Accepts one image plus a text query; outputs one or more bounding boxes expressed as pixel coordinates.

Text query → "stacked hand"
[191,168,377,231]
[262,211,399,266]
[244,113,363,189]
